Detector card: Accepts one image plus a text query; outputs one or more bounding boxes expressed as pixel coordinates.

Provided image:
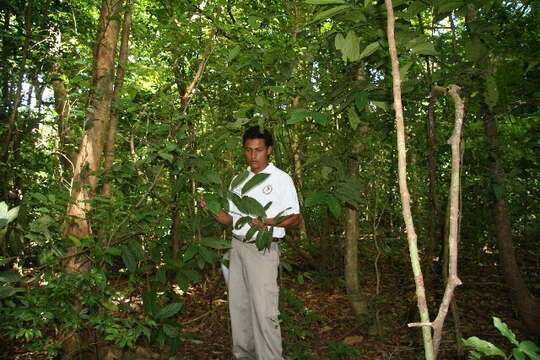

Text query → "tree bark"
[101,0,134,199]
[384,1,434,359]
[484,112,540,336]
[65,0,124,269]
[430,85,464,357]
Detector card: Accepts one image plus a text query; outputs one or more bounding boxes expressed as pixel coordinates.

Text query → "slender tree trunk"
[62,2,124,357]
[344,125,369,318]
[101,0,134,199]
[484,112,540,336]
[51,64,74,174]
[430,85,464,357]
[425,87,442,283]
[65,0,123,269]
[384,1,434,359]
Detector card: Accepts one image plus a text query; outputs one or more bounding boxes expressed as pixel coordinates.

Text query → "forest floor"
[8,248,537,360]
[155,251,534,360]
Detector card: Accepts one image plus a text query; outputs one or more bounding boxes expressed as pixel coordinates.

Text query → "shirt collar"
[248,162,274,175]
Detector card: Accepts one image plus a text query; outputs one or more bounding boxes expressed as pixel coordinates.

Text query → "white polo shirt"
[229,163,300,238]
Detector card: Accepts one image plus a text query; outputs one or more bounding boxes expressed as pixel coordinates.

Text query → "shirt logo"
[263,185,273,195]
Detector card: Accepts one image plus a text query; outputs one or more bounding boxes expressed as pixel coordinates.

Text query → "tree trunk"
[425,87,442,284]
[385,1,434,359]
[344,133,369,318]
[51,64,74,174]
[101,0,133,199]
[65,0,123,269]
[484,112,540,336]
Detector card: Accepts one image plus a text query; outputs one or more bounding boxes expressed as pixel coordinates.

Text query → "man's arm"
[251,214,300,228]
[199,197,233,225]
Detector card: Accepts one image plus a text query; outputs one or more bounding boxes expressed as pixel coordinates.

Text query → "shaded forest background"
[0,0,539,359]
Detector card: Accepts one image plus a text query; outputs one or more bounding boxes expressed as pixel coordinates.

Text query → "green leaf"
[163,324,178,338]
[410,41,438,56]
[305,192,327,207]
[183,245,198,262]
[519,341,540,359]
[69,235,82,247]
[201,237,231,249]
[493,317,518,346]
[355,92,369,112]
[359,41,380,60]
[335,31,360,62]
[6,206,19,224]
[312,112,328,126]
[305,0,346,4]
[0,271,22,283]
[156,302,184,320]
[326,195,342,218]
[512,348,526,360]
[436,1,463,15]
[241,196,266,218]
[199,246,216,263]
[204,193,221,216]
[255,227,272,251]
[230,171,249,191]
[235,216,252,230]
[158,151,174,162]
[121,245,136,273]
[348,107,361,130]
[0,202,7,219]
[245,225,259,241]
[462,337,507,358]
[275,214,293,224]
[263,201,273,211]
[229,192,248,213]
[227,45,241,62]
[288,108,311,125]
[0,285,20,299]
[241,173,270,194]
[181,268,202,282]
[312,4,351,22]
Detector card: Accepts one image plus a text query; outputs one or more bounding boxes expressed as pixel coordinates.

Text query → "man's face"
[244,138,272,174]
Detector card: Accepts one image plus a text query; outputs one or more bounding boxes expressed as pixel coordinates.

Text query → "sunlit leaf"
[6,206,19,224]
[359,41,380,60]
[518,341,540,359]
[493,317,518,346]
[312,4,351,22]
[462,337,506,358]
[305,0,346,4]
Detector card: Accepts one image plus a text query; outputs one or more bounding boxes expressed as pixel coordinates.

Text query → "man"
[201,126,300,360]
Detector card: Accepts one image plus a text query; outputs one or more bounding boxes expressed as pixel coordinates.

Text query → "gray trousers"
[229,238,282,360]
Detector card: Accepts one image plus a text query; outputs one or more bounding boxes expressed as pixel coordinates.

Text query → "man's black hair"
[243,126,274,147]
